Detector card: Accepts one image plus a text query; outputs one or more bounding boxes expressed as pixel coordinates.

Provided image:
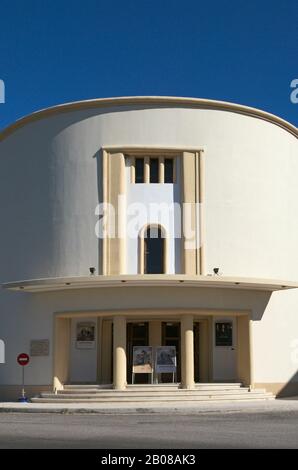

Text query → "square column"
[181,314,195,389]
[149,321,162,383]
[53,317,71,391]
[100,320,113,384]
[113,316,127,390]
[237,315,253,388]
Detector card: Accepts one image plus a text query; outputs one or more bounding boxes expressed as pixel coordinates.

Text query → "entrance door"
[127,322,149,384]
[213,318,237,381]
[161,322,181,382]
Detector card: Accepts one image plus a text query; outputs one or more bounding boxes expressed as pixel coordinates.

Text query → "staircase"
[31,383,274,404]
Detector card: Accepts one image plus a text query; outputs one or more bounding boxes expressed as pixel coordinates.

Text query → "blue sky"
[0,0,297,130]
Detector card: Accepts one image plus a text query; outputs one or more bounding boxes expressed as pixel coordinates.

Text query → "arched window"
[140,225,166,274]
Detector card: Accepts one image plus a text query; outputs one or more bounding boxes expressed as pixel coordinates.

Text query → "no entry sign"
[17,353,30,402]
[17,353,30,366]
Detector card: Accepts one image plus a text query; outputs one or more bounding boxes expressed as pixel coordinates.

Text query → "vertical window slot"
[135,158,144,183]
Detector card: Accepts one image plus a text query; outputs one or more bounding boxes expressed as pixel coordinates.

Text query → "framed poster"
[76,322,96,349]
[132,346,153,373]
[155,346,176,373]
[215,322,233,346]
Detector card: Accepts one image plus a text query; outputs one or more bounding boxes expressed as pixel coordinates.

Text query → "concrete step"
[36,389,274,400]
[33,382,274,404]
[62,384,244,393]
[63,386,180,393]
[57,387,248,396]
[41,389,255,399]
[65,383,242,388]
[64,384,112,390]
[31,392,274,404]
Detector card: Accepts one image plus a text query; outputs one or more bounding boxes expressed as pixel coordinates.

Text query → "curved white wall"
[0,103,297,283]
[1,99,298,391]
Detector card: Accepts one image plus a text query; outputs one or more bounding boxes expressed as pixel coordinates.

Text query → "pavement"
[0,399,298,448]
[0,396,298,414]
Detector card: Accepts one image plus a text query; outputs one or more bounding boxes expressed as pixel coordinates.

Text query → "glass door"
[161,322,181,382]
[127,322,149,384]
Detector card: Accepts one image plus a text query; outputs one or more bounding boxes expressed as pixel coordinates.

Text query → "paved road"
[0,408,298,448]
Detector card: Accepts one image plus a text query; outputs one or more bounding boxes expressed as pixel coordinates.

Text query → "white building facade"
[0,96,297,400]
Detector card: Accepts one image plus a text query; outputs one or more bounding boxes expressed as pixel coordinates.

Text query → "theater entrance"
[126,320,200,385]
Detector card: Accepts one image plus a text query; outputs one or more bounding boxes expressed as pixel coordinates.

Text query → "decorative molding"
[1,96,296,142]
[3,274,297,292]
[54,307,252,320]
[103,145,205,153]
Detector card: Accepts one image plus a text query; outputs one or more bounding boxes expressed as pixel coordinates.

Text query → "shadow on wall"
[250,292,272,322]
[250,293,298,398]
[277,371,298,398]
[251,292,298,399]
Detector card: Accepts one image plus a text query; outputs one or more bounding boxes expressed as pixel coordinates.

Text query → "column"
[237,315,253,388]
[100,320,113,384]
[53,317,71,391]
[199,320,209,382]
[181,314,195,389]
[144,156,150,183]
[105,152,126,275]
[181,152,197,274]
[249,318,254,389]
[149,321,161,383]
[159,157,165,183]
[113,316,127,390]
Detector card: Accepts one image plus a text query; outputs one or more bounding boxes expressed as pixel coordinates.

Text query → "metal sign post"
[17,353,30,402]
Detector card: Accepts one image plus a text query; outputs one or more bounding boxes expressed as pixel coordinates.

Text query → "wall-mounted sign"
[76,322,96,349]
[155,346,176,373]
[215,322,233,346]
[132,346,153,373]
[30,339,50,356]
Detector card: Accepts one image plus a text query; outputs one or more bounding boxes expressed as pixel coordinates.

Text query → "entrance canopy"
[2,274,298,293]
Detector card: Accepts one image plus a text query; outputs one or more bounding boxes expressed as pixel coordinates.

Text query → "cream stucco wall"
[126,181,181,274]
[0,102,296,282]
[0,284,280,385]
[0,98,297,394]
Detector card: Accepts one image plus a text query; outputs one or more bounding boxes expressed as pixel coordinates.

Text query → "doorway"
[127,322,149,384]
[144,226,165,274]
[161,322,181,382]
[213,318,237,381]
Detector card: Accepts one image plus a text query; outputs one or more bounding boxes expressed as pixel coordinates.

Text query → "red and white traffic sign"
[17,353,30,366]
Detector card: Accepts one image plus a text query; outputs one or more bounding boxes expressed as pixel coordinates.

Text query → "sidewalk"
[1,397,298,414]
